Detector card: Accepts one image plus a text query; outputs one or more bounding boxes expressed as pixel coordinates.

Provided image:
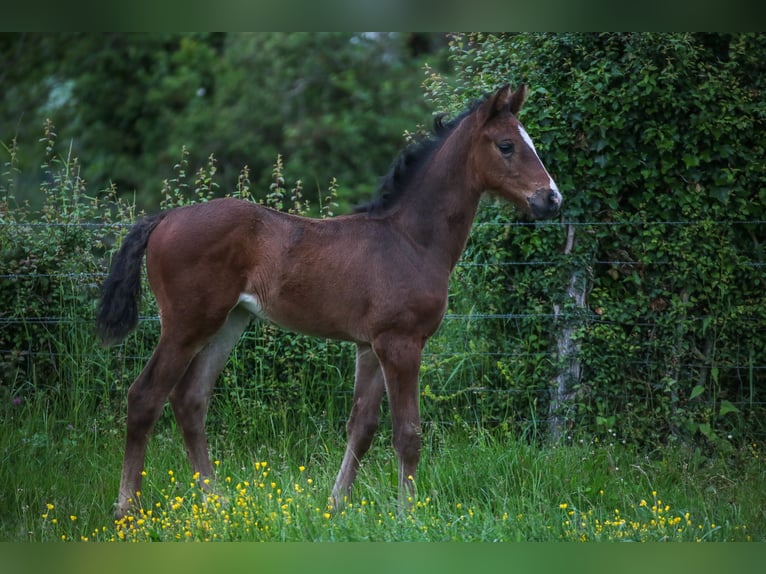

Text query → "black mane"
[353,97,485,214]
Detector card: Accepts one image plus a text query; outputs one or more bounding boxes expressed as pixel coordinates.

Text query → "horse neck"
[391,132,483,270]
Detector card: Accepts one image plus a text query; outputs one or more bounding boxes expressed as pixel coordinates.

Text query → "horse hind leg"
[168,306,251,491]
[116,334,200,519]
[331,343,386,509]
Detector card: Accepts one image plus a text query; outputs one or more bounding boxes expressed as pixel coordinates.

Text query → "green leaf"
[719,400,740,417]
[689,385,705,400]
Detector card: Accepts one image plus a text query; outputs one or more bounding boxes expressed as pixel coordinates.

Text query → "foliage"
[0,33,445,212]
[423,33,766,447]
[0,123,134,406]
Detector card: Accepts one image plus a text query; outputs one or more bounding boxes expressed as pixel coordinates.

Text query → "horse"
[96,84,562,518]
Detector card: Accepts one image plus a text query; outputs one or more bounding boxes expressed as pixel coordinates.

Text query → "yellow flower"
[299,465,306,472]
[559,503,568,510]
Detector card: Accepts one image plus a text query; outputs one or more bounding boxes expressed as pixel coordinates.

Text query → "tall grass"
[2,306,764,543]
[4,384,763,542]
[2,256,763,542]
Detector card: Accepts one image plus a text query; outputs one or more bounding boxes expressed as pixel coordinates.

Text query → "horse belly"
[241,287,365,342]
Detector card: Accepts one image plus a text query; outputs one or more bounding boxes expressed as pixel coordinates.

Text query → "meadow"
[2,379,763,542]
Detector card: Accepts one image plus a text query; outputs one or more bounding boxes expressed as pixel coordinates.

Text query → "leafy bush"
[1,123,130,406]
[1,33,442,212]
[422,33,766,446]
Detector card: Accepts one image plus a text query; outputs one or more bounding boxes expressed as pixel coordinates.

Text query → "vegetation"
[22,428,765,542]
[1,33,765,542]
[1,33,445,211]
[425,33,766,447]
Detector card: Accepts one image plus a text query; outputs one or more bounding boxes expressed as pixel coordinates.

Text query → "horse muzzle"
[528,187,562,220]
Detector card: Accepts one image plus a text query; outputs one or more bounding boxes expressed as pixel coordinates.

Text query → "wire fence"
[3,218,766,438]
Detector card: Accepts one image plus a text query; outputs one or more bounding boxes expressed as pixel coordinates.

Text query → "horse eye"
[497,141,514,156]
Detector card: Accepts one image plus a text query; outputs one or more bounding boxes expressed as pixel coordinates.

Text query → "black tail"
[96,213,166,345]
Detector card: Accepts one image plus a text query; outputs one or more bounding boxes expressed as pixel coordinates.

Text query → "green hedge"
[3,33,765,450]
[422,33,766,447]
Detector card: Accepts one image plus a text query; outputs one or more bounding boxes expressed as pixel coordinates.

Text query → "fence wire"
[3,218,766,437]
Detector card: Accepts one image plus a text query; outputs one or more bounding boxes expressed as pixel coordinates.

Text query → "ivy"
[423,33,766,448]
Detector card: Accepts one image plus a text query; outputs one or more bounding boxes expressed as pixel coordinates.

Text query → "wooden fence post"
[549,223,589,441]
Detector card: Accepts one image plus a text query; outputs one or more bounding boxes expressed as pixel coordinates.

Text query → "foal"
[97,84,562,518]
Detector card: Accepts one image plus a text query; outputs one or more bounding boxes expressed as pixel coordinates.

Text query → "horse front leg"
[373,334,423,509]
[331,343,385,509]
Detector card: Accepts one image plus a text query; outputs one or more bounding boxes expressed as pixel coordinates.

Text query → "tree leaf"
[689,385,705,400]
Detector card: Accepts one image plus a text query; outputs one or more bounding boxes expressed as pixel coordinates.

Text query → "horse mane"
[353,96,485,214]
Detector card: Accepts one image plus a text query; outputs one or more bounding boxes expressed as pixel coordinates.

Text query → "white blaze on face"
[518,124,559,193]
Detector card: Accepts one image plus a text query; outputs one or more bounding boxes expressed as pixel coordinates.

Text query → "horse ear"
[479,84,530,123]
[478,84,512,124]
[509,84,528,116]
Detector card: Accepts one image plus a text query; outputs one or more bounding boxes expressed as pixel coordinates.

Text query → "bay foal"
[97,84,562,518]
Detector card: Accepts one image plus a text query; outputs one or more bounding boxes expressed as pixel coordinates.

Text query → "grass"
[2,387,763,542]
[1,291,763,543]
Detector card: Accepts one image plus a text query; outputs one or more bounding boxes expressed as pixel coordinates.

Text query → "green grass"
[1,290,763,543]
[2,388,763,542]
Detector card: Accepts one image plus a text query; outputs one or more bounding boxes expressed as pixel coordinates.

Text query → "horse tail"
[96,212,167,345]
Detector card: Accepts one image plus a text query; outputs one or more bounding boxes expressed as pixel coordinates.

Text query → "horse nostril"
[529,188,562,219]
